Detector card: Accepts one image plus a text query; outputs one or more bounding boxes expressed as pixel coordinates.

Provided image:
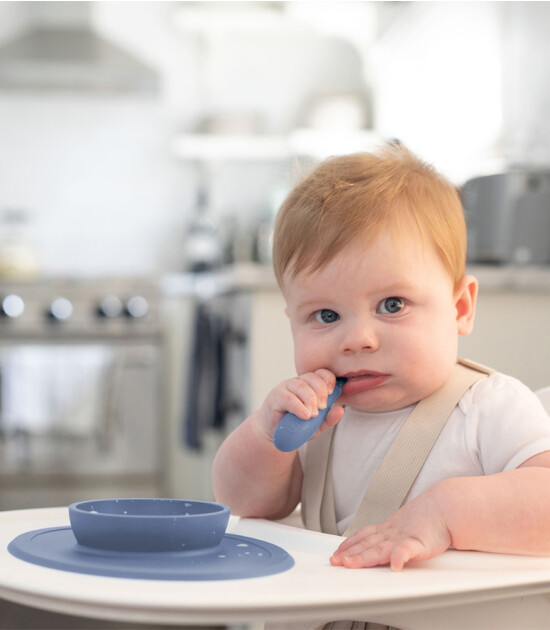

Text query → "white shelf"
[171,129,382,162]
[290,128,381,159]
[171,134,290,161]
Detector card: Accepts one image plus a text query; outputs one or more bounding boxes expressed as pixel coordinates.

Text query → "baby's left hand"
[330,489,452,571]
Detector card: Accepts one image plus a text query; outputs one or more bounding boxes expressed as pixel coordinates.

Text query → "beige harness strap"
[303,360,493,536]
[302,427,339,534]
[322,623,394,630]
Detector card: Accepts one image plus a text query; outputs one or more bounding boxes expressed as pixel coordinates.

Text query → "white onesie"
[300,371,550,535]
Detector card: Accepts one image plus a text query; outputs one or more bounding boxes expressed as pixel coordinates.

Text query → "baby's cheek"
[293,341,324,375]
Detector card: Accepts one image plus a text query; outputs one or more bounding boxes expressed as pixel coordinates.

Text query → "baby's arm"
[331,451,550,571]
[213,369,344,520]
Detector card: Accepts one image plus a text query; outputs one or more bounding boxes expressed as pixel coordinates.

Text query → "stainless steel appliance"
[0,277,164,510]
[0,2,159,94]
[463,169,550,264]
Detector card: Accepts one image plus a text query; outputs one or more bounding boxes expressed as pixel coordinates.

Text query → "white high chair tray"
[1,507,550,630]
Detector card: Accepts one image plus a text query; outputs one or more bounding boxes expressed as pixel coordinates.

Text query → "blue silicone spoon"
[273,378,346,452]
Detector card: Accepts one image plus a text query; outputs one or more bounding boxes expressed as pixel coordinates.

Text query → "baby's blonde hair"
[272,145,466,290]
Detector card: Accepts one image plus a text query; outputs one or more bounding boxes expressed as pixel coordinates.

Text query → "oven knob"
[125,295,149,318]
[0,294,25,318]
[48,297,73,321]
[97,295,123,318]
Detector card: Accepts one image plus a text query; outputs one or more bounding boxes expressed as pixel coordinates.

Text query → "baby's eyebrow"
[366,279,419,294]
[297,300,333,311]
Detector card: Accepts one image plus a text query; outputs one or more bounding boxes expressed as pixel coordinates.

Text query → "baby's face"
[283,230,473,412]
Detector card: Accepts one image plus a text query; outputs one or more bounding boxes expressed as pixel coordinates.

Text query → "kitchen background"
[1,0,550,512]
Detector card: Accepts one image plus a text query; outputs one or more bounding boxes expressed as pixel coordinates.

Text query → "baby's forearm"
[434,467,550,555]
[212,411,302,519]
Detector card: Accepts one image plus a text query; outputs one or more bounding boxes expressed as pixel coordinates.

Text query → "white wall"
[369,2,550,184]
[0,1,199,276]
[499,2,550,167]
[0,94,194,276]
[369,2,503,184]
[0,1,367,277]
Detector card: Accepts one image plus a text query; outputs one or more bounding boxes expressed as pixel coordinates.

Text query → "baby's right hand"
[258,369,344,443]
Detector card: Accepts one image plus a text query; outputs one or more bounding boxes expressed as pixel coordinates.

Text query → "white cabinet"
[248,288,294,411]
[459,266,550,391]
[460,290,550,391]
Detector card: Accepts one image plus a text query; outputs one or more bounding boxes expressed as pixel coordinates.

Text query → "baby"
[213,145,550,573]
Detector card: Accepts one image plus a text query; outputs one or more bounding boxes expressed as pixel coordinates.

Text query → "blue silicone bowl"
[68,498,230,552]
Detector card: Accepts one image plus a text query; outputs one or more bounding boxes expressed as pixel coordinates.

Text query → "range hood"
[0,2,159,94]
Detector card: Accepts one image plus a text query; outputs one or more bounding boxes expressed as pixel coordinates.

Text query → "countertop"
[467,264,550,291]
[161,263,550,298]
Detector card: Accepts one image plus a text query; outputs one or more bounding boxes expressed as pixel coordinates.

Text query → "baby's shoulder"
[459,370,546,419]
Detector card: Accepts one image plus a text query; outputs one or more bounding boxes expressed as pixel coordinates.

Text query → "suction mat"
[8,527,294,581]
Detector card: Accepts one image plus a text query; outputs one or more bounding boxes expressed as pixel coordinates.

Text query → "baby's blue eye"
[377,297,404,315]
[314,309,340,324]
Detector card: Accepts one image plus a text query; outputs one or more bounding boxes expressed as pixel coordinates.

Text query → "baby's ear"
[454,275,478,336]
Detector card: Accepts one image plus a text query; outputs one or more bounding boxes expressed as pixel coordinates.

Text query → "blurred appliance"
[181,189,225,273]
[0,277,163,510]
[463,170,550,264]
[0,209,39,281]
[0,2,158,94]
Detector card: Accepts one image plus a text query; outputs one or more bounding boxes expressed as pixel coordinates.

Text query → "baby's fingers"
[332,526,378,554]
[331,531,428,571]
[284,378,325,418]
[330,534,393,569]
[298,370,337,411]
[389,539,425,572]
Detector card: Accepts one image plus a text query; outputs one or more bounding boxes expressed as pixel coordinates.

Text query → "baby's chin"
[342,387,422,414]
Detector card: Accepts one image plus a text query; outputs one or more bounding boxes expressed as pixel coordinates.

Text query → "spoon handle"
[273,378,346,452]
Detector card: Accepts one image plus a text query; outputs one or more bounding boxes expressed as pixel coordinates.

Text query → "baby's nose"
[339,319,380,354]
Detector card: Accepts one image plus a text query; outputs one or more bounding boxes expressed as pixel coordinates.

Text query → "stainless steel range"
[0,277,164,510]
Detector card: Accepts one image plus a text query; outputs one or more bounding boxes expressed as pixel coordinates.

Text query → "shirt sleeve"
[460,373,550,475]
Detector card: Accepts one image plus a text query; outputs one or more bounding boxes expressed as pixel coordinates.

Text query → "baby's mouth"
[341,371,389,394]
